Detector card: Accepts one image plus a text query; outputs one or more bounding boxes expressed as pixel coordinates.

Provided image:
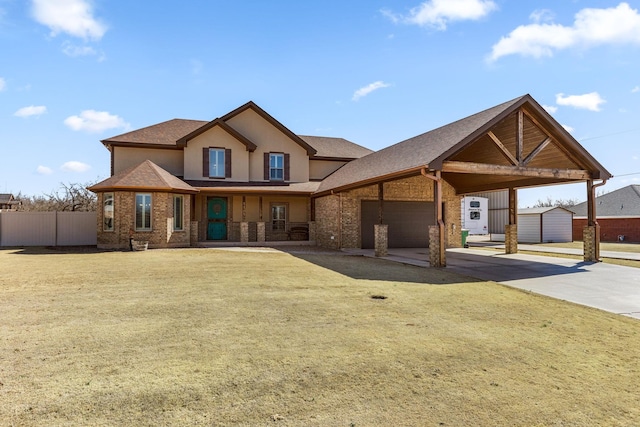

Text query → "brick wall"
[573,218,640,243]
[314,175,462,250]
[96,191,191,249]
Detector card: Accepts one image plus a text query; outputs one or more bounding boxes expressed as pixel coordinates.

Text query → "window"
[270,153,284,181]
[209,148,225,178]
[103,193,114,231]
[173,195,183,231]
[470,211,481,220]
[470,201,480,208]
[136,193,152,231]
[271,204,286,231]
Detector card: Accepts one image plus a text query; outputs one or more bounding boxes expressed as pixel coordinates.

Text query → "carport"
[313,94,612,267]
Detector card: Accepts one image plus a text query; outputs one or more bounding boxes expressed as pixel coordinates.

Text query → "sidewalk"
[466,239,640,261]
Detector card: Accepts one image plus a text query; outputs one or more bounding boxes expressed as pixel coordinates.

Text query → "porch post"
[505,187,518,254]
[429,171,446,267]
[374,224,388,257]
[583,179,600,262]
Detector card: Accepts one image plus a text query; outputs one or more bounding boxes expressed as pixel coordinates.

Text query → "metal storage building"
[517,207,573,243]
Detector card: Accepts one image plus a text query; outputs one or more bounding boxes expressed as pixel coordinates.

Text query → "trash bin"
[461,229,469,248]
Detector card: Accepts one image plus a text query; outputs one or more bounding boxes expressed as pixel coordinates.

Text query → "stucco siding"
[309,159,347,181]
[183,126,250,181]
[114,147,183,176]
[226,109,309,182]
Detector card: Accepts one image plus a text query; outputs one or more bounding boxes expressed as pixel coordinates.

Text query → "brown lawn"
[1,247,639,426]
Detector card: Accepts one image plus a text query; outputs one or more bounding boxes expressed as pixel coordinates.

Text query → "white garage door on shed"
[517,207,573,243]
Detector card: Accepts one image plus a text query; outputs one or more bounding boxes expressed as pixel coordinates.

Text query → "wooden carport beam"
[487,131,518,166]
[442,161,592,180]
[421,168,445,267]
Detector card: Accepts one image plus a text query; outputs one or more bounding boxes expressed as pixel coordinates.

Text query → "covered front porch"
[190,192,314,244]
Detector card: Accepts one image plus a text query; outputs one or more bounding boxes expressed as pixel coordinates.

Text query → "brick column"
[374,224,388,257]
[583,224,600,262]
[190,221,199,247]
[240,222,249,243]
[308,221,316,242]
[256,222,266,243]
[505,224,518,254]
[429,225,446,267]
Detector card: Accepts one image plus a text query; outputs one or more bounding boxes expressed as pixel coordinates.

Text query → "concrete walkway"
[467,240,640,261]
[343,247,640,320]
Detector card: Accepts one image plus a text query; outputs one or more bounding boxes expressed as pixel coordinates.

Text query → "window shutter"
[284,153,290,181]
[225,149,232,178]
[264,152,270,181]
[203,147,209,178]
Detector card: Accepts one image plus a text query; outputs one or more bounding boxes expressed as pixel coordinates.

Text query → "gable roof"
[89,160,198,194]
[0,193,16,203]
[315,94,612,196]
[221,101,317,156]
[569,185,640,217]
[176,118,257,151]
[102,119,207,149]
[299,135,374,160]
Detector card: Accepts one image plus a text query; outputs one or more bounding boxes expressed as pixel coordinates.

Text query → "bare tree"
[532,196,580,209]
[17,182,97,212]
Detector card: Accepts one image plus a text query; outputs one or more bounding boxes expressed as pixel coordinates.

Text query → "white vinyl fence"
[0,212,97,246]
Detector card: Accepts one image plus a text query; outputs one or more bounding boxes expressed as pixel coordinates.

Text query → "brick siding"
[573,218,640,243]
[314,175,462,250]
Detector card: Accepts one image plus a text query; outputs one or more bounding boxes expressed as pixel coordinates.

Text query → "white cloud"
[382,0,497,30]
[529,9,555,24]
[14,105,47,117]
[31,0,107,40]
[562,124,575,133]
[556,92,606,111]
[0,77,5,91]
[37,165,54,175]
[542,104,558,114]
[62,41,96,57]
[352,81,391,101]
[632,86,640,93]
[61,161,91,173]
[489,2,640,61]
[64,110,129,133]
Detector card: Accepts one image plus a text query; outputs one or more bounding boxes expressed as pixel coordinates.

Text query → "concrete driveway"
[446,248,640,320]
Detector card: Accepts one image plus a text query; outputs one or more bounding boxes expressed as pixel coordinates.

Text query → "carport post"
[421,168,446,267]
[584,179,606,262]
[505,187,518,254]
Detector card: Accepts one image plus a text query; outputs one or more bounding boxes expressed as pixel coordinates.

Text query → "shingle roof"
[299,135,373,159]
[569,185,640,217]
[0,193,15,203]
[100,104,371,160]
[102,119,207,147]
[89,160,198,194]
[316,95,527,194]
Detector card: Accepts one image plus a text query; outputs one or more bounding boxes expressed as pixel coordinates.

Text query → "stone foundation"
[257,222,265,242]
[240,222,249,242]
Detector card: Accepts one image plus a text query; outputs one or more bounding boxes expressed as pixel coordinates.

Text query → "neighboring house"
[517,207,573,243]
[0,193,20,211]
[570,185,640,242]
[89,95,611,265]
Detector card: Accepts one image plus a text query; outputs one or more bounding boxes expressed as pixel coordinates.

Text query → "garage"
[361,201,434,248]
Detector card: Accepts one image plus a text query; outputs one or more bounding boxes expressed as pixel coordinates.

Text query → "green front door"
[207,197,228,240]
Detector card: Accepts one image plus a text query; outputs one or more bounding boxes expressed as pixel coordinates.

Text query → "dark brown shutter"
[203,147,209,178]
[225,149,232,178]
[284,153,290,181]
[264,152,270,181]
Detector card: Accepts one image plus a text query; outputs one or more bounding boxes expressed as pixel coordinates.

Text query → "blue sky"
[1,0,640,207]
